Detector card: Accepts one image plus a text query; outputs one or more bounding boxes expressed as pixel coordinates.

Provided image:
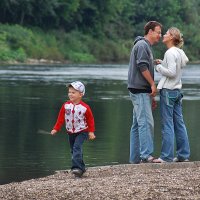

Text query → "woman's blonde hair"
[168,27,184,48]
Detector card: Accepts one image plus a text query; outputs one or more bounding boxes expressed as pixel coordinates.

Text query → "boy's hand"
[88,132,96,140]
[51,129,57,135]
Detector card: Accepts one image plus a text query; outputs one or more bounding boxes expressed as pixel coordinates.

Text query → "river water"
[0,64,200,185]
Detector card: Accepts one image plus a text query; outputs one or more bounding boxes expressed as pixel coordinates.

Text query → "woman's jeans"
[68,132,88,172]
[160,89,190,162]
[129,92,154,164]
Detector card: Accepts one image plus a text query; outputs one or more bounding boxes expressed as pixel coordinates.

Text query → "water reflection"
[0,64,200,184]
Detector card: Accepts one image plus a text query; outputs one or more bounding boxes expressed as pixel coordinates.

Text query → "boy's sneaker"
[140,156,154,163]
[71,168,83,177]
[173,157,189,162]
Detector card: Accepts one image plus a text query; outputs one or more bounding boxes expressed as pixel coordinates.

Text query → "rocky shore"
[0,162,200,200]
[0,58,65,65]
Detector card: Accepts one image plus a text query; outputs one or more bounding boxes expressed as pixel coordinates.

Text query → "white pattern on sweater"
[64,103,87,133]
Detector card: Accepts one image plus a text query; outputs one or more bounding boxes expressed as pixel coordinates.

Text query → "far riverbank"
[1,58,200,66]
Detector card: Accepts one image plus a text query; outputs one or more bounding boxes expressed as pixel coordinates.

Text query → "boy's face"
[68,87,83,104]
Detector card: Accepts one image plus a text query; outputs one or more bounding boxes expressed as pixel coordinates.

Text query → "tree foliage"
[0,0,200,61]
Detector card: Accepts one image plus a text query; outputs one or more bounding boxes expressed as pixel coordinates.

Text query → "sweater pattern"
[65,102,87,133]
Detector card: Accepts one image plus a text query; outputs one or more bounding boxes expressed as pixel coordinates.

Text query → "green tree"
[0,0,200,62]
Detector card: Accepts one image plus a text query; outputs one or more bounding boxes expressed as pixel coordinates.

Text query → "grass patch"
[0,24,132,63]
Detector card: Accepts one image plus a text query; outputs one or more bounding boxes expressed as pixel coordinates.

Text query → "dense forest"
[0,0,200,63]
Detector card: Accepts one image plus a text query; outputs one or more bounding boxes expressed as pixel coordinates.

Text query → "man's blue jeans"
[129,92,154,164]
[160,89,190,162]
[68,132,88,172]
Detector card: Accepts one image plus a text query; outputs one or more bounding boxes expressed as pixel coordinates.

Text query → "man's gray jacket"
[128,36,154,92]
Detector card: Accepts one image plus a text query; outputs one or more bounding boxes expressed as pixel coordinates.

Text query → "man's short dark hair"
[144,21,162,35]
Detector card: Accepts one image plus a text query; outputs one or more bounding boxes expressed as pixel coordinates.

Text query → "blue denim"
[68,132,88,172]
[159,89,190,162]
[129,92,154,163]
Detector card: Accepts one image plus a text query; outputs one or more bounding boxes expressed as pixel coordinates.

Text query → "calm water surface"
[0,64,200,185]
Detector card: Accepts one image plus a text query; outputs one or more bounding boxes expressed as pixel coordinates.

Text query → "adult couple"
[127,21,190,164]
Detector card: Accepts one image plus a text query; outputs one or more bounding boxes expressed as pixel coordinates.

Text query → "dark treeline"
[0,0,200,63]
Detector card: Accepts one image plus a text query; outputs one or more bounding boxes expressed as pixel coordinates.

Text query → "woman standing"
[153,27,190,163]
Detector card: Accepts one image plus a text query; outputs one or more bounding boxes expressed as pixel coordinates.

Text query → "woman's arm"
[155,52,177,78]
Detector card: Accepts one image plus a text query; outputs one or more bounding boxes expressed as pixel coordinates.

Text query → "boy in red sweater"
[51,81,95,177]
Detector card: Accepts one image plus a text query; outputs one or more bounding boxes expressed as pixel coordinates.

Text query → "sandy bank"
[0,162,200,200]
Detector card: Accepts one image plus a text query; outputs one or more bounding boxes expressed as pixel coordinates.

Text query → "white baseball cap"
[68,81,85,95]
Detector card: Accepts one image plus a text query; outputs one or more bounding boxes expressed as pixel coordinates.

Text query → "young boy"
[51,81,96,177]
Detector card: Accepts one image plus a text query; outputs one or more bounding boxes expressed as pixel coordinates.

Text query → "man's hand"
[152,97,157,110]
[150,84,157,97]
[141,69,157,97]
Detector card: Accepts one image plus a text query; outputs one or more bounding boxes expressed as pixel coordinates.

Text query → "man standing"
[128,21,162,164]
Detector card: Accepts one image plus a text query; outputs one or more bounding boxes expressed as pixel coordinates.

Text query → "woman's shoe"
[153,158,166,163]
[173,157,189,162]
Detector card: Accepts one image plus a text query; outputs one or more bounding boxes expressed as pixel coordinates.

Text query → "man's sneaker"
[173,157,189,162]
[153,157,166,163]
[140,156,154,163]
[71,168,83,177]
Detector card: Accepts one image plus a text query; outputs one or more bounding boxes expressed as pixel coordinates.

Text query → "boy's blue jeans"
[68,132,88,172]
[129,92,154,164]
[160,89,190,161]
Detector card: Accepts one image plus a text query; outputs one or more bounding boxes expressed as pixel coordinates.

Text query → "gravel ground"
[1,162,200,200]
